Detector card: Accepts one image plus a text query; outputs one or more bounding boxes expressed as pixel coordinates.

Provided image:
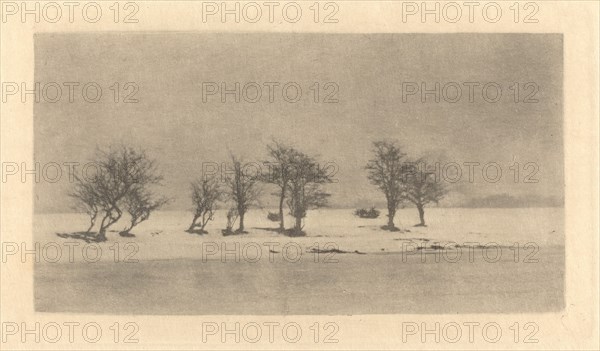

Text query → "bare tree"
[365,141,409,230]
[262,140,295,231]
[70,145,163,241]
[286,151,332,235]
[224,154,261,233]
[404,160,447,227]
[69,181,99,234]
[120,188,169,236]
[187,177,221,233]
[223,207,239,235]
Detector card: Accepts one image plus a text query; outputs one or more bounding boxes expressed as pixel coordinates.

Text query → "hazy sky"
[34,33,563,212]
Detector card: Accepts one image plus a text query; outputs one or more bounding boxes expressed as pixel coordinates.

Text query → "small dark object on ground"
[119,231,136,237]
[354,207,380,219]
[267,212,282,222]
[186,229,208,235]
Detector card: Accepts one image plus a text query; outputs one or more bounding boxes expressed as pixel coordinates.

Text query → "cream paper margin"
[0,0,598,350]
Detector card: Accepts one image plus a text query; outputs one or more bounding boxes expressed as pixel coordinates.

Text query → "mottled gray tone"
[34,33,563,212]
[36,246,564,314]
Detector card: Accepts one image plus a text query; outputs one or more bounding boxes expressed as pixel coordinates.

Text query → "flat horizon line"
[34,205,565,215]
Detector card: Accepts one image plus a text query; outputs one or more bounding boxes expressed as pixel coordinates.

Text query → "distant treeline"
[355,194,563,209]
[460,194,563,208]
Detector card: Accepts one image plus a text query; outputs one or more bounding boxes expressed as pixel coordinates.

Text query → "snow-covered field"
[34,207,563,262]
[34,208,564,314]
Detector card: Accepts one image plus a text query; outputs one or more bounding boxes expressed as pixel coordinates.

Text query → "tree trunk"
[97,214,109,240]
[200,212,209,231]
[417,205,425,226]
[97,208,122,241]
[97,227,107,241]
[278,190,285,231]
[387,206,396,229]
[120,221,135,235]
[294,216,302,232]
[129,216,147,234]
[238,212,245,232]
[188,214,199,232]
[86,215,96,234]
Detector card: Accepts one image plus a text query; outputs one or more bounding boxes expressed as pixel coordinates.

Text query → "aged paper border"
[1,1,598,349]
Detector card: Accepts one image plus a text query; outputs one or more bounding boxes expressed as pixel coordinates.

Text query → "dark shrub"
[267,212,281,222]
[354,207,380,219]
